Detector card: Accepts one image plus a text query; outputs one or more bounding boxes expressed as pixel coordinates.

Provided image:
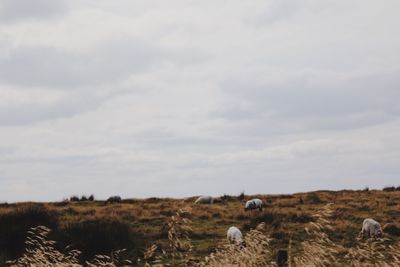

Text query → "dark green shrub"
[57,219,143,261]
[0,204,58,260]
[220,194,235,201]
[237,192,246,200]
[304,193,323,204]
[144,197,162,203]
[244,211,276,230]
[70,196,80,202]
[383,186,396,192]
[384,224,400,236]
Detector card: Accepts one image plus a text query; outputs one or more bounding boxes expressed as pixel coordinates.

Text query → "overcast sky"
[1,0,399,202]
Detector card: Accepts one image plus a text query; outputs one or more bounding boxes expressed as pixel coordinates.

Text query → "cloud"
[0,86,105,125]
[0,41,163,88]
[0,1,399,201]
[216,69,400,134]
[0,0,68,23]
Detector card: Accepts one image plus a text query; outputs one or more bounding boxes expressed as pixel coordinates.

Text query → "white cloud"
[0,0,68,23]
[0,0,399,201]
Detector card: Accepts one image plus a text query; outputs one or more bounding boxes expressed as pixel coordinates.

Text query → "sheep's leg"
[358,230,364,239]
[372,230,378,239]
[359,228,369,239]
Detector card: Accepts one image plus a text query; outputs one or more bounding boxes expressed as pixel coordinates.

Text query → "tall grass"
[6,226,131,267]
[293,203,400,267]
[7,204,400,266]
[141,209,195,267]
[6,226,81,266]
[0,204,58,260]
[293,204,344,266]
[198,223,276,267]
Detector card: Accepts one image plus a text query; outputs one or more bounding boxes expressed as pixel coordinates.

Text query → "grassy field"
[1,189,400,265]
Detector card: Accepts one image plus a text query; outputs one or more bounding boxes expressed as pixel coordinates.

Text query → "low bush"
[384,223,400,236]
[304,193,324,204]
[70,196,80,202]
[57,219,143,261]
[220,194,236,201]
[238,191,246,200]
[0,204,58,260]
[383,186,396,192]
[69,195,95,202]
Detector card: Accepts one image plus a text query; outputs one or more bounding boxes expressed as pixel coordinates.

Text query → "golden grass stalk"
[8,204,400,267]
[198,223,277,267]
[294,203,400,267]
[7,226,131,267]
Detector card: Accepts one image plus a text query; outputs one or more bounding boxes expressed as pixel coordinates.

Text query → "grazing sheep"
[245,198,263,211]
[227,226,244,246]
[195,196,214,204]
[359,218,383,238]
[106,195,122,204]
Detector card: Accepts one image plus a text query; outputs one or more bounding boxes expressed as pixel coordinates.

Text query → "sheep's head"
[371,224,384,238]
[375,228,383,238]
[245,201,255,211]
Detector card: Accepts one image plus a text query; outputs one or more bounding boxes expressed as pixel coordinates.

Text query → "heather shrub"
[0,204,58,260]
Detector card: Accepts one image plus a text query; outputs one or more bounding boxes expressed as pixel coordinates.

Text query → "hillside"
[1,189,400,265]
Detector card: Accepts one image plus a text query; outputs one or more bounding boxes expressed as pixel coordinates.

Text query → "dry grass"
[293,204,344,266]
[6,225,131,267]
[2,190,400,266]
[142,209,194,267]
[293,203,400,267]
[197,223,276,267]
[10,203,400,266]
[6,226,81,267]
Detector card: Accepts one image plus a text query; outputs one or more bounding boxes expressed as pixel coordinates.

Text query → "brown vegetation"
[0,189,400,265]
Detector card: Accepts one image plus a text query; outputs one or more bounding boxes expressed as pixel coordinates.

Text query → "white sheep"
[227,226,244,245]
[359,218,383,238]
[245,198,263,211]
[195,195,214,204]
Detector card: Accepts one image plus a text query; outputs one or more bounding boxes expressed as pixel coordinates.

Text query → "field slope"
[1,189,400,265]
